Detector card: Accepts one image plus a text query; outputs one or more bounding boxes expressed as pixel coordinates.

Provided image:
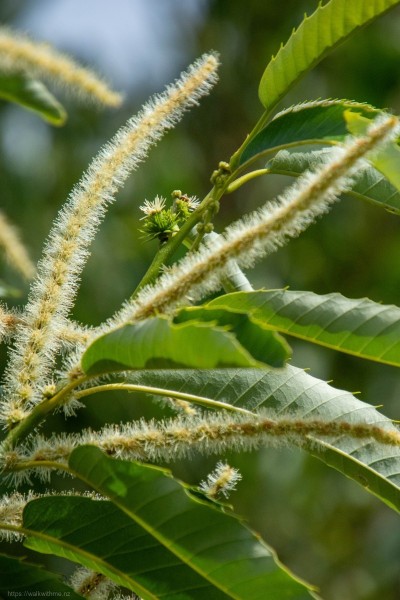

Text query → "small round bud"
[218,161,231,173]
[42,384,57,399]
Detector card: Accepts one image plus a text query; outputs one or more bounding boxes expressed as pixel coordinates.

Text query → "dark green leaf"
[0,553,82,598]
[128,368,400,512]
[267,148,400,215]
[206,290,400,367]
[239,100,378,166]
[258,0,400,111]
[67,447,314,599]
[23,494,233,599]
[0,72,66,125]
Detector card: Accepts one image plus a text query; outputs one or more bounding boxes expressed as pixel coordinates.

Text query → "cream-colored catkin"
[199,461,242,498]
[0,26,122,107]
[0,491,35,540]
[0,210,35,279]
[115,115,398,323]
[70,568,115,600]
[0,305,20,341]
[5,414,400,478]
[0,53,219,428]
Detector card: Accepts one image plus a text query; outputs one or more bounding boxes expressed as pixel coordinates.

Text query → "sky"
[14,0,208,90]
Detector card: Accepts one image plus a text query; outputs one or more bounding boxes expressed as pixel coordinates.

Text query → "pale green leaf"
[174,306,291,368]
[0,72,66,125]
[267,148,400,215]
[206,290,400,367]
[127,368,400,512]
[258,0,400,111]
[344,110,400,191]
[81,316,267,376]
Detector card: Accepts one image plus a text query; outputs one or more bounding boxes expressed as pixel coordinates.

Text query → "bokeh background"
[0,1,400,598]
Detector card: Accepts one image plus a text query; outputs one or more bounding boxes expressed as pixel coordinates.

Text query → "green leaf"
[258,0,400,111]
[344,110,400,191]
[239,100,379,166]
[22,494,234,599]
[0,278,23,298]
[81,316,265,376]
[127,368,400,512]
[206,290,400,367]
[174,306,291,368]
[0,553,82,598]
[66,447,314,599]
[267,148,400,215]
[0,72,67,125]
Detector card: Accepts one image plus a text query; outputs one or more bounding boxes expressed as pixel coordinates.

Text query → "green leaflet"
[205,290,400,367]
[239,100,379,166]
[0,71,66,125]
[258,0,400,112]
[22,494,232,599]
[64,447,314,599]
[344,110,400,191]
[267,148,400,215]
[81,315,289,375]
[0,554,81,598]
[127,368,400,513]
[174,306,291,367]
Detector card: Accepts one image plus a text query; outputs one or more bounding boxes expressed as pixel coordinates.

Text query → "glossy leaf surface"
[22,463,314,599]
[81,315,289,375]
[240,100,378,165]
[258,0,400,111]
[0,72,66,124]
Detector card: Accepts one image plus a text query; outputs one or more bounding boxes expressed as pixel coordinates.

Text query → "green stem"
[131,187,215,297]
[7,459,70,474]
[131,175,237,298]
[186,231,253,293]
[229,107,275,170]
[75,382,254,415]
[4,376,89,450]
[226,168,270,193]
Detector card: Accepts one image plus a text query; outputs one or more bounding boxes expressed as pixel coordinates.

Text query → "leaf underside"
[0,71,66,125]
[267,147,400,215]
[127,367,400,513]
[0,554,81,597]
[206,290,400,366]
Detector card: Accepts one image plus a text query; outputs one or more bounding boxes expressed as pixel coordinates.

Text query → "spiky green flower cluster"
[139,191,200,243]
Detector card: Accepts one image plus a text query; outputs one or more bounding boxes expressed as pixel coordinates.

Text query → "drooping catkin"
[114,115,398,323]
[4,413,399,481]
[0,26,122,107]
[0,53,219,427]
[0,210,35,279]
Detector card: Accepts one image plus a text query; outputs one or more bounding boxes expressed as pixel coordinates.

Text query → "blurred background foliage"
[0,1,399,598]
